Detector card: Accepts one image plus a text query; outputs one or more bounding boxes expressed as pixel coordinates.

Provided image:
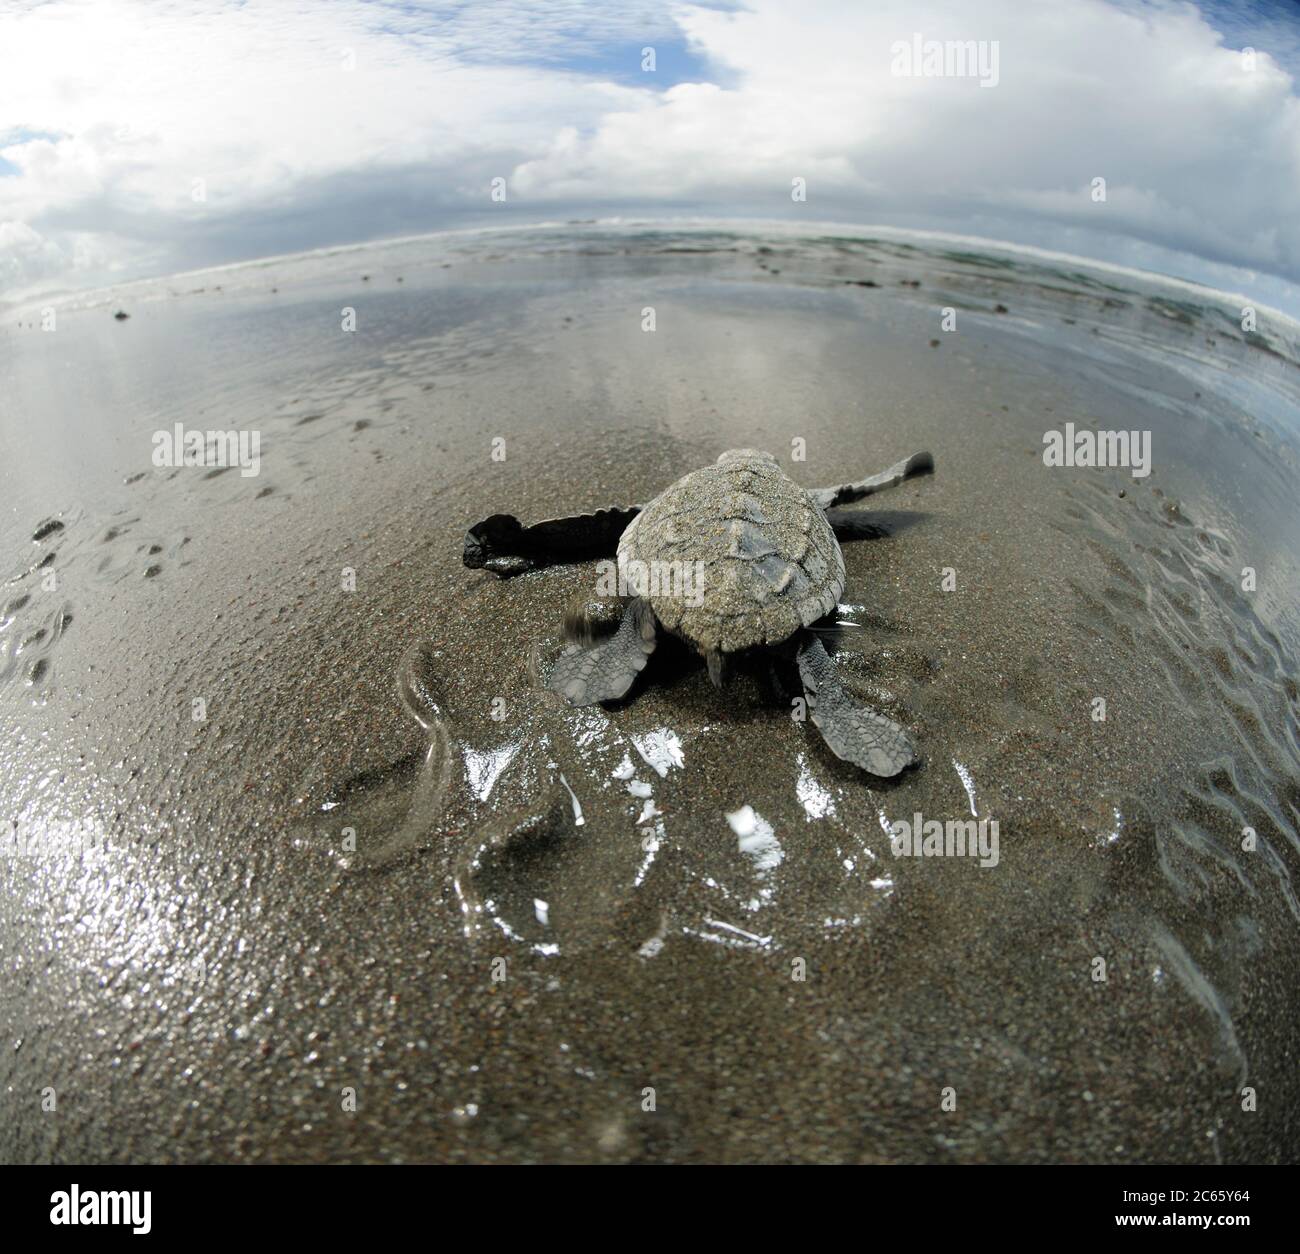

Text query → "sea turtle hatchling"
[463,448,934,777]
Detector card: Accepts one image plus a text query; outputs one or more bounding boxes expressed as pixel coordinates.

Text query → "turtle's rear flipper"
[549,598,657,706]
[464,506,642,575]
[797,635,918,777]
[808,451,933,511]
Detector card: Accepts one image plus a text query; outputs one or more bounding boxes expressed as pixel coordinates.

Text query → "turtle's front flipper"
[464,506,641,576]
[797,635,918,777]
[549,598,657,706]
[808,451,933,511]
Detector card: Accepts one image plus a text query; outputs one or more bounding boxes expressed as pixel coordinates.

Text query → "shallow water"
[2,223,1299,1162]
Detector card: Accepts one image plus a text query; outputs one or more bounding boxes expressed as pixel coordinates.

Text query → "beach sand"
[2,224,1299,1162]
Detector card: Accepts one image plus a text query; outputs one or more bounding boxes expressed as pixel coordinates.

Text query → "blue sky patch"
[0,128,65,176]
[1195,0,1300,73]
[540,36,721,88]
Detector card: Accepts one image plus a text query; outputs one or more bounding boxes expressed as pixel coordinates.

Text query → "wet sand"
[2,223,1299,1162]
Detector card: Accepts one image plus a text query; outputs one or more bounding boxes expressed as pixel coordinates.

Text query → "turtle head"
[716,448,778,467]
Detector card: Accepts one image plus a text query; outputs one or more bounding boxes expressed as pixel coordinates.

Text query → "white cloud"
[0,0,1297,306]
[0,0,659,294]
[0,219,67,289]
[515,0,1300,276]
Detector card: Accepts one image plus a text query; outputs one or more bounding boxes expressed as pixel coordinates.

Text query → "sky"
[1,0,1299,312]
